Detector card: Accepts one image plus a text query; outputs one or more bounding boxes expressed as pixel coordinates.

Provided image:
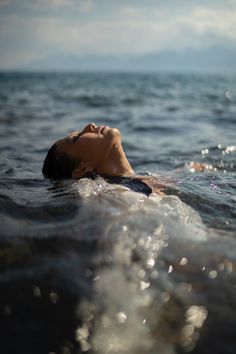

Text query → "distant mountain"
[22,46,236,72]
[129,47,236,72]
[129,48,236,71]
[24,53,131,71]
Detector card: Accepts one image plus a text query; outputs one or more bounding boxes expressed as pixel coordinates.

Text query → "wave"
[53,93,117,107]
[0,177,236,353]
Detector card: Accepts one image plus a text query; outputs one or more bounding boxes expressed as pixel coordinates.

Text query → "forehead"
[55,138,66,154]
[56,130,81,153]
[66,130,81,139]
[63,130,80,142]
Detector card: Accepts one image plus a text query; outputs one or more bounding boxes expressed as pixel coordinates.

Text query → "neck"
[96,141,135,176]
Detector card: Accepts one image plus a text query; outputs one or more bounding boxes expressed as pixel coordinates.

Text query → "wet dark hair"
[42,143,80,179]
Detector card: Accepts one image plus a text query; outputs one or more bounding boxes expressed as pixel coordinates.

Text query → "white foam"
[74,178,208,354]
[73,178,206,243]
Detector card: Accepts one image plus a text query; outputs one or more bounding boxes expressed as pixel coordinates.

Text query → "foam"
[73,178,208,354]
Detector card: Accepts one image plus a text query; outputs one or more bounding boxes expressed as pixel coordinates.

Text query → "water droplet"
[182,323,195,337]
[225,90,232,99]
[50,292,59,304]
[117,312,128,323]
[138,269,146,279]
[225,260,233,273]
[161,292,170,302]
[180,257,188,266]
[225,145,236,153]
[201,148,209,155]
[140,281,150,290]
[185,305,208,328]
[33,286,41,297]
[208,270,218,279]
[146,258,155,268]
[80,341,91,352]
[150,270,159,279]
[218,263,225,271]
[75,325,89,341]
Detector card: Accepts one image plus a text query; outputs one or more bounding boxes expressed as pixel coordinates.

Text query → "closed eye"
[73,134,80,142]
[66,133,81,144]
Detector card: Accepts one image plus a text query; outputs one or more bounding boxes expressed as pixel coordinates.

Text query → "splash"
[73,178,208,354]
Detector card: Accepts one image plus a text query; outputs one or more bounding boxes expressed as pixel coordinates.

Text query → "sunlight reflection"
[181,305,208,350]
[75,324,91,352]
[208,270,218,279]
[180,257,188,266]
[49,292,59,304]
[116,312,128,323]
[33,285,41,297]
[146,258,155,268]
[140,281,150,290]
[186,305,208,328]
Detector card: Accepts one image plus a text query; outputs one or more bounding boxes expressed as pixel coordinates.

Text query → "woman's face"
[57,123,121,168]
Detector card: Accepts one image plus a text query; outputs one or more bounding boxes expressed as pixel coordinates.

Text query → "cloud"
[119,5,236,43]
[78,0,93,13]
[0,0,93,11]
[0,0,10,5]
[51,5,236,54]
[0,2,236,68]
[0,48,45,68]
[43,0,74,7]
[182,8,236,40]
[25,0,93,11]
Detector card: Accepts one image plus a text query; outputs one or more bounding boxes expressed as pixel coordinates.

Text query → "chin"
[106,126,121,139]
[112,127,121,136]
[112,128,122,143]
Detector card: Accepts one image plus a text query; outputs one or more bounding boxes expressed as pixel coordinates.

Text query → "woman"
[42,123,171,196]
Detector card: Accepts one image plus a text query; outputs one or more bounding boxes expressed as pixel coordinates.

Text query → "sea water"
[0,72,235,354]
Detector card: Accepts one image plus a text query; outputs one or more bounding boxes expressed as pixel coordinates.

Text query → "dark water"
[0,72,236,354]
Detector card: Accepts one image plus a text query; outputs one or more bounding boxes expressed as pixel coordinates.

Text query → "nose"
[88,123,96,131]
[83,123,96,133]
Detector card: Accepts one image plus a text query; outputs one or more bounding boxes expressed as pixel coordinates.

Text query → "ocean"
[0,71,235,354]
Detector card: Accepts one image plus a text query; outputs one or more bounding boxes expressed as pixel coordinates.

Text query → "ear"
[72,162,94,179]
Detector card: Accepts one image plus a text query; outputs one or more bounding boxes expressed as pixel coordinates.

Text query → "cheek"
[78,138,106,162]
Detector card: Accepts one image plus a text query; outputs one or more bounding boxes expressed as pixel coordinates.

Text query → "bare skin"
[54,123,206,195]
[56,123,135,178]
[54,123,173,194]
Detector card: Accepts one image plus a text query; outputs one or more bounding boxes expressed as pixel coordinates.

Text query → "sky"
[0,0,236,71]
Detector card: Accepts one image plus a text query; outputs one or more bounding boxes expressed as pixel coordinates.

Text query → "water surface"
[0,72,236,354]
